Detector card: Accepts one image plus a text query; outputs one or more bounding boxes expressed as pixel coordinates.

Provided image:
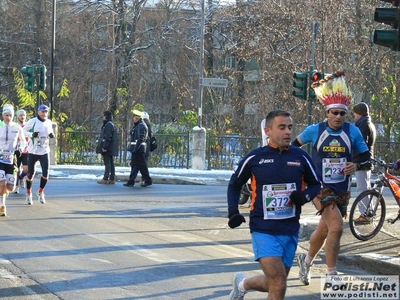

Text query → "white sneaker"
[26,193,33,205]
[228,272,246,300]
[297,253,312,285]
[37,192,46,204]
[13,186,20,194]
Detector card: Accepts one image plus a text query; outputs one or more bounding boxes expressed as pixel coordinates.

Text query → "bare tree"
[1,0,400,142]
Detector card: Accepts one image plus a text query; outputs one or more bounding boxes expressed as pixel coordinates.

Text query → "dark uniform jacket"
[129,119,148,154]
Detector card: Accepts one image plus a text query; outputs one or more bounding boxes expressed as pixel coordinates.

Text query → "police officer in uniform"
[123,110,152,187]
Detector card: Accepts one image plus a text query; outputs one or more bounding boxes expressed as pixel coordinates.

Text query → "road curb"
[115,175,227,186]
[116,175,203,185]
[338,253,400,276]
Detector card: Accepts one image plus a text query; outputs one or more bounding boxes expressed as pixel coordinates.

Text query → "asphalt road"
[0,180,398,299]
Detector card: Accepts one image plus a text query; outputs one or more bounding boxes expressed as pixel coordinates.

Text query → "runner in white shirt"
[23,104,54,205]
[0,104,26,216]
[13,109,29,194]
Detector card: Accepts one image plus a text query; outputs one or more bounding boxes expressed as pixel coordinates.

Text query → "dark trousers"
[128,152,151,183]
[102,153,115,180]
[27,153,49,179]
[26,153,50,190]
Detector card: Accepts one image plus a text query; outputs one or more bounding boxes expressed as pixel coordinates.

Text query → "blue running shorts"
[251,232,298,267]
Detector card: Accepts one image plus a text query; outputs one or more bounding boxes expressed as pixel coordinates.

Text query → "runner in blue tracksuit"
[227,110,321,300]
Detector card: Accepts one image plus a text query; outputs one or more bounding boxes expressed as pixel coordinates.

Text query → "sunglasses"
[330,110,346,116]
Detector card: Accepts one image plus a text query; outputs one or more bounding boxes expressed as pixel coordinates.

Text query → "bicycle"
[349,158,400,241]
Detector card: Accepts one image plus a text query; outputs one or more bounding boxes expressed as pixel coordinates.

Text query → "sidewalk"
[46,164,400,276]
[47,164,234,185]
[47,164,368,186]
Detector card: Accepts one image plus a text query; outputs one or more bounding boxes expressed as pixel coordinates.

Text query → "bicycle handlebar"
[359,158,393,169]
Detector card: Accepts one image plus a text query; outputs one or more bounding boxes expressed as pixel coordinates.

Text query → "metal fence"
[206,134,260,170]
[57,129,400,170]
[57,129,192,168]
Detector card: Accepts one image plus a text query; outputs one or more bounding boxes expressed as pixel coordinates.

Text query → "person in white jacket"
[0,104,26,216]
[13,109,29,194]
[23,104,54,205]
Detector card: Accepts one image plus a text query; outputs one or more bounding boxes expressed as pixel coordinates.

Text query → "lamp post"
[197,0,205,127]
[192,0,207,170]
[309,21,319,126]
[49,0,56,120]
[307,21,319,154]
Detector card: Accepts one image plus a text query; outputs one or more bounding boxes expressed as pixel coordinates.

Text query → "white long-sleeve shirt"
[0,121,25,165]
[23,117,54,155]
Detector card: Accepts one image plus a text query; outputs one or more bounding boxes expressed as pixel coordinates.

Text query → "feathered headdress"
[311,70,353,111]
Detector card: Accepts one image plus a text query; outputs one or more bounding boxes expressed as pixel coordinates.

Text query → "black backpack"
[150,135,157,152]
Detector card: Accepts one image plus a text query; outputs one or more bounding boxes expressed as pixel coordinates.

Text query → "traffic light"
[293,72,308,100]
[39,65,47,91]
[373,0,400,51]
[20,66,35,92]
[309,71,324,100]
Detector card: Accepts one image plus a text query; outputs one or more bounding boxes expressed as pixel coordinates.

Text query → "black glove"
[290,191,308,206]
[228,210,246,229]
[32,132,39,138]
[48,133,54,138]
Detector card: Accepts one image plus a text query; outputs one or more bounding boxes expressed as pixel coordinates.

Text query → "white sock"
[328,267,337,275]
[305,255,314,265]
[1,193,6,206]
[238,278,246,292]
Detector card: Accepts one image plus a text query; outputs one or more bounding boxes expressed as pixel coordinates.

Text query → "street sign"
[202,77,228,88]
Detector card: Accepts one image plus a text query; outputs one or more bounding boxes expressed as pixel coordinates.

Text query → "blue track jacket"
[227,145,321,235]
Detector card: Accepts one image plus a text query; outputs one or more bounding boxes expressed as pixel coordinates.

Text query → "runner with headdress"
[292,71,370,284]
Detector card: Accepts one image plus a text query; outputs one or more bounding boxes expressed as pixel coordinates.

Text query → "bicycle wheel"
[239,184,251,205]
[349,190,386,241]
